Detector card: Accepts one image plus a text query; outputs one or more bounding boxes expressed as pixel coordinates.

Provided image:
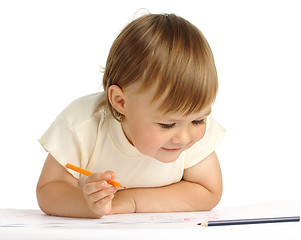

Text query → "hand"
[110,188,136,214]
[82,171,117,218]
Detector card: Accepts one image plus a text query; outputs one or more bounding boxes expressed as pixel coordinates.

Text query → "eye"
[159,123,176,129]
[192,119,205,125]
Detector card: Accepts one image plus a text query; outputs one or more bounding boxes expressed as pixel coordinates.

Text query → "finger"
[88,186,117,203]
[104,170,116,180]
[83,180,108,196]
[87,172,111,183]
[93,193,114,208]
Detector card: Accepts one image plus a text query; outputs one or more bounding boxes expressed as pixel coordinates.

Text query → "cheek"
[193,125,207,142]
[132,126,166,152]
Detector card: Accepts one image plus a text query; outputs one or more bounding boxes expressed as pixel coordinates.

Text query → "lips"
[161,147,182,152]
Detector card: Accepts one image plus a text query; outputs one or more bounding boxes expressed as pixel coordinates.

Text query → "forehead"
[124,83,212,118]
[123,82,158,108]
[154,104,212,121]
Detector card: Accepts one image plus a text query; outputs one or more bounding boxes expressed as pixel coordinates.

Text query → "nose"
[171,127,191,146]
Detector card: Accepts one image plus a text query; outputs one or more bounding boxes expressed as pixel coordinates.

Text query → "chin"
[154,154,181,163]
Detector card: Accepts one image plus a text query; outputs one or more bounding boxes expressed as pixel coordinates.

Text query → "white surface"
[0,0,300,211]
[1,201,300,239]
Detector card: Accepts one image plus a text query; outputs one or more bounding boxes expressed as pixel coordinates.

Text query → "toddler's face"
[120,85,211,163]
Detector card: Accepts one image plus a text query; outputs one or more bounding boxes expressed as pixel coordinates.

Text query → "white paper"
[0,201,300,228]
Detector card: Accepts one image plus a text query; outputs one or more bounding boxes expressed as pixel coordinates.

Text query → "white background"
[0,0,300,209]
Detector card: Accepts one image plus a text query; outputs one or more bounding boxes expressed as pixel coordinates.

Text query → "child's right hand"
[82,171,117,218]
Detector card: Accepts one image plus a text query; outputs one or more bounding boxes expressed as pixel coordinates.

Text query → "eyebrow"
[158,108,212,122]
[201,108,212,118]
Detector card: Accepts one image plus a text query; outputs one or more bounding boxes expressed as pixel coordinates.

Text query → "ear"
[108,85,126,115]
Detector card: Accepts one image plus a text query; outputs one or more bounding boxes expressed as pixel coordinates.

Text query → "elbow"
[206,189,222,211]
[36,182,61,217]
[194,184,223,211]
[205,182,223,211]
[36,184,51,216]
[205,178,223,211]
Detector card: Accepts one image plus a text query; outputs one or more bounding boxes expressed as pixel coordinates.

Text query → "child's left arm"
[111,151,222,213]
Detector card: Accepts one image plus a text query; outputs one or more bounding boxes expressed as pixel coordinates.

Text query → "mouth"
[161,147,183,153]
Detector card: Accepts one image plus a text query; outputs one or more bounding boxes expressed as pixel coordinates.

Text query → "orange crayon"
[66,163,126,189]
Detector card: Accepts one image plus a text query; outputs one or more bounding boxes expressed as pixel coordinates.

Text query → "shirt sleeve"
[184,116,226,169]
[38,114,82,179]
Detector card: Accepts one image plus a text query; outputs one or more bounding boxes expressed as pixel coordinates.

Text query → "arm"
[113,151,222,213]
[36,154,118,218]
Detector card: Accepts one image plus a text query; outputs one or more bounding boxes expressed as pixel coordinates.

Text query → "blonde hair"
[102,13,218,120]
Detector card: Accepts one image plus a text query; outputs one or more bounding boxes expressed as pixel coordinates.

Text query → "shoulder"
[204,116,226,147]
[59,92,107,128]
[191,116,225,150]
[184,116,226,168]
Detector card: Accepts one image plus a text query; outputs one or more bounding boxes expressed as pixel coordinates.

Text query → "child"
[37,13,225,218]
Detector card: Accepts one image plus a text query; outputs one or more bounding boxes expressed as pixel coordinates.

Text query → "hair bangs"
[138,14,218,116]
